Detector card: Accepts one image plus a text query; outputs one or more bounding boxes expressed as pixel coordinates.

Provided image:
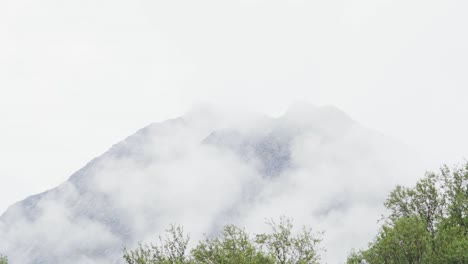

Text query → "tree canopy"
[124,217,323,264]
[347,163,468,264]
[0,255,7,264]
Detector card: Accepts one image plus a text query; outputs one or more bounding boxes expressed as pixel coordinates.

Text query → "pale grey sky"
[1,0,467,213]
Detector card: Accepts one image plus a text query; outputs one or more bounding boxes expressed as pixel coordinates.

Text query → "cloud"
[1,0,467,218]
[0,104,427,263]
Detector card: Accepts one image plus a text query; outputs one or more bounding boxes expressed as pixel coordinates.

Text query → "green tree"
[192,225,274,264]
[347,162,468,264]
[123,224,191,264]
[433,164,468,263]
[256,217,323,264]
[439,164,468,231]
[124,217,323,264]
[363,216,432,264]
[384,172,443,237]
[0,255,7,264]
[346,250,364,264]
[433,221,468,263]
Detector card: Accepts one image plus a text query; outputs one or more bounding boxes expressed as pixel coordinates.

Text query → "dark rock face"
[203,130,292,177]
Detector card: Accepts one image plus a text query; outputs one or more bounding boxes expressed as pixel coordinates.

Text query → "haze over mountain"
[0,104,425,263]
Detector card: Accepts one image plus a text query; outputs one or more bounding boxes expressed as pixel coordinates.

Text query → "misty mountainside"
[0,104,423,264]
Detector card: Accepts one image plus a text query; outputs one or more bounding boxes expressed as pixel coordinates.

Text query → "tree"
[346,250,364,264]
[0,255,7,264]
[433,221,468,263]
[256,217,323,264]
[124,217,323,264]
[433,164,468,263]
[363,216,432,264]
[439,164,468,231]
[192,225,273,264]
[347,162,468,264]
[123,224,191,264]
[384,172,443,237]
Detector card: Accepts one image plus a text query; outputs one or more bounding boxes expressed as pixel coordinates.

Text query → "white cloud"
[1,0,467,213]
[0,105,428,263]
[0,0,467,261]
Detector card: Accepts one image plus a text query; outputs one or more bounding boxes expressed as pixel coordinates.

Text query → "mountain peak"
[0,105,419,264]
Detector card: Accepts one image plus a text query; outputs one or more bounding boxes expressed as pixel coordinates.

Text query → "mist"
[1,0,467,263]
[1,0,468,215]
[0,104,428,263]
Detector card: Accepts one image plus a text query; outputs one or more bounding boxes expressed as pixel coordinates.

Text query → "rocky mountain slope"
[0,104,422,263]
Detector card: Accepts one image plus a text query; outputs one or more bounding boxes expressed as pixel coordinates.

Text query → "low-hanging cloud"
[0,104,427,263]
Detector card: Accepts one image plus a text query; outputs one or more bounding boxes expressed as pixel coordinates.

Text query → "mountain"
[0,104,423,263]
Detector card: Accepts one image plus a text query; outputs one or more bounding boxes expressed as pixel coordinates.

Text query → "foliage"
[123,224,190,264]
[346,250,364,264]
[362,216,432,263]
[192,225,274,264]
[433,221,468,263]
[124,217,323,264]
[347,162,468,264]
[256,217,323,264]
[0,255,7,264]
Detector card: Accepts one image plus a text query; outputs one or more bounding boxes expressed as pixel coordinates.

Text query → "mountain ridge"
[0,104,422,264]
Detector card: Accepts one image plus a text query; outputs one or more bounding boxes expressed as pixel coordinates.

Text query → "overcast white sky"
[1,0,467,213]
